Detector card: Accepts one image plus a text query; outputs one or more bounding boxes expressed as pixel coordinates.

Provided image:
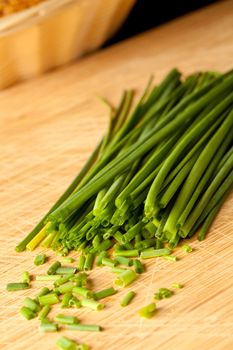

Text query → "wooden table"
[1,1,233,349]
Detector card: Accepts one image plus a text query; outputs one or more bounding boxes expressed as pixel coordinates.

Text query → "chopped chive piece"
[101,257,118,267]
[20,306,36,320]
[47,261,61,275]
[54,314,79,325]
[114,269,137,287]
[96,252,108,266]
[36,275,61,281]
[114,256,133,266]
[36,287,50,299]
[40,321,58,332]
[182,244,193,253]
[114,249,139,257]
[60,257,75,264]
[80,298,104,311]
[84,253,95,271]
[140,248,171,259]
[78,255,86,271]
[56,336,77,350]
[22,271,31,284]
[34,254,47,266]
[54,275,74,287]
[94,287,117,300]
[78,344,89,350]
[172,283,183,289]
[69,296,81,308]
[58,282,75,294]
[23,297,40,312]
[138,303,156,318]
[133,259,144,274]
[120,291,136,306]
[66,324,102,332]
[61,293,72,308]
[111,267,127,274]
[38,293,60,306]
[38,305,51,320]
[154,288,173,300]
[73,287,94,299]
[6,282,29,291]
[163,255,177,261]
[56,267,77,275]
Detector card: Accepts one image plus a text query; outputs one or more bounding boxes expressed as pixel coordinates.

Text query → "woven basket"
[0,0,135,89]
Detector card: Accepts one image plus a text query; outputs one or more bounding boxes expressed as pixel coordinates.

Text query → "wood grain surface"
[1,1,233,349]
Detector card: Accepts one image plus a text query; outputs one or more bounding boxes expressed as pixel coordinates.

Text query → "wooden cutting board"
[0,1,233,349]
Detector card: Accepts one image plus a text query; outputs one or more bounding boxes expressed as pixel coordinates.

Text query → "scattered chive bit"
[114,256,133,267]
[69,296,81,309]
[34,254,47,266]
[57,282,75,294]
[172,283,183,289]
[114,269,137,287]
[78,255,86,271]
[38,293,60,306]
[114,249,139,257]
[36,275,61,281]
[56,267,77,275]
[40,320,58,332]
[133,259,144,274]
[182,244,193,253]
[163,255,177,261]
[101,257,118,268]
[47,261,61,275]
[96,251,108,266]
[23,297,40,312]
[138,303,156,318]
[73,287,94,299]
[65,324,102,332]
[61,293,72,308]
[6,282,29,291]
[54,275,74,287]
[154,288,173,300]
[60,257,75,264]
[80,298,104,311]
[22,271,31,284]
[84,253,95,271]
[111,267,127,274]
[38,305,51,320]
[140,248,171,259]
[36,287,50,299]
[94,287,117,300]
[20,306,36,320]
[56,336,78,350]
[54,314,79,325]
[77,344,90,350]
[120,291,136,307]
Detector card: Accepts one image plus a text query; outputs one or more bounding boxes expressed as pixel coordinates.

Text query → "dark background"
[107,0,219,45]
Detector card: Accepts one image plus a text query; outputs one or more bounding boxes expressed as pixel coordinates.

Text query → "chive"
[34,254,47,266]
[60,257,75,264]
[40,321,58,332]
[163,255,177,261]
[36,287,50,299]
[54,314,79,325]
[84,253,95,271]
[140,248,171,259]
[111,267,127,274]
[47,261,61,275]
[182,244,193,253]
[61,293,72,308]
[154,288,173,300]
[94,287,117,300]
[96,251,108,266]
[69,296,81,308]
[58,282,75,294]
[56,267,77,275]
[138,303,156,318]
[38,305,51,320]
[20,306,36,320]
[78,255,86,271]
[66,324,102,332]
[41,231,57,248]
[120,291,136,306]
[101,257,118,268]
[36,275,61,281]
[6,282,29,291]
[38,293,60,306]
[133,259,144,274]
[114,269,137,287]
[114,256,133,267]
[54,275,74,287]
[23,297,40,312]
[22,271,31,284]
[80,298,104,311]
[78,344,90,350]
[172,283,183,289]
[26,222,51,251]
[114,250,139,257]
[56,336,78,350]
[73,287,94,299]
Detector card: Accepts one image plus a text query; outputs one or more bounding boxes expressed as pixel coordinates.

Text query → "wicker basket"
[0,0,135,89]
